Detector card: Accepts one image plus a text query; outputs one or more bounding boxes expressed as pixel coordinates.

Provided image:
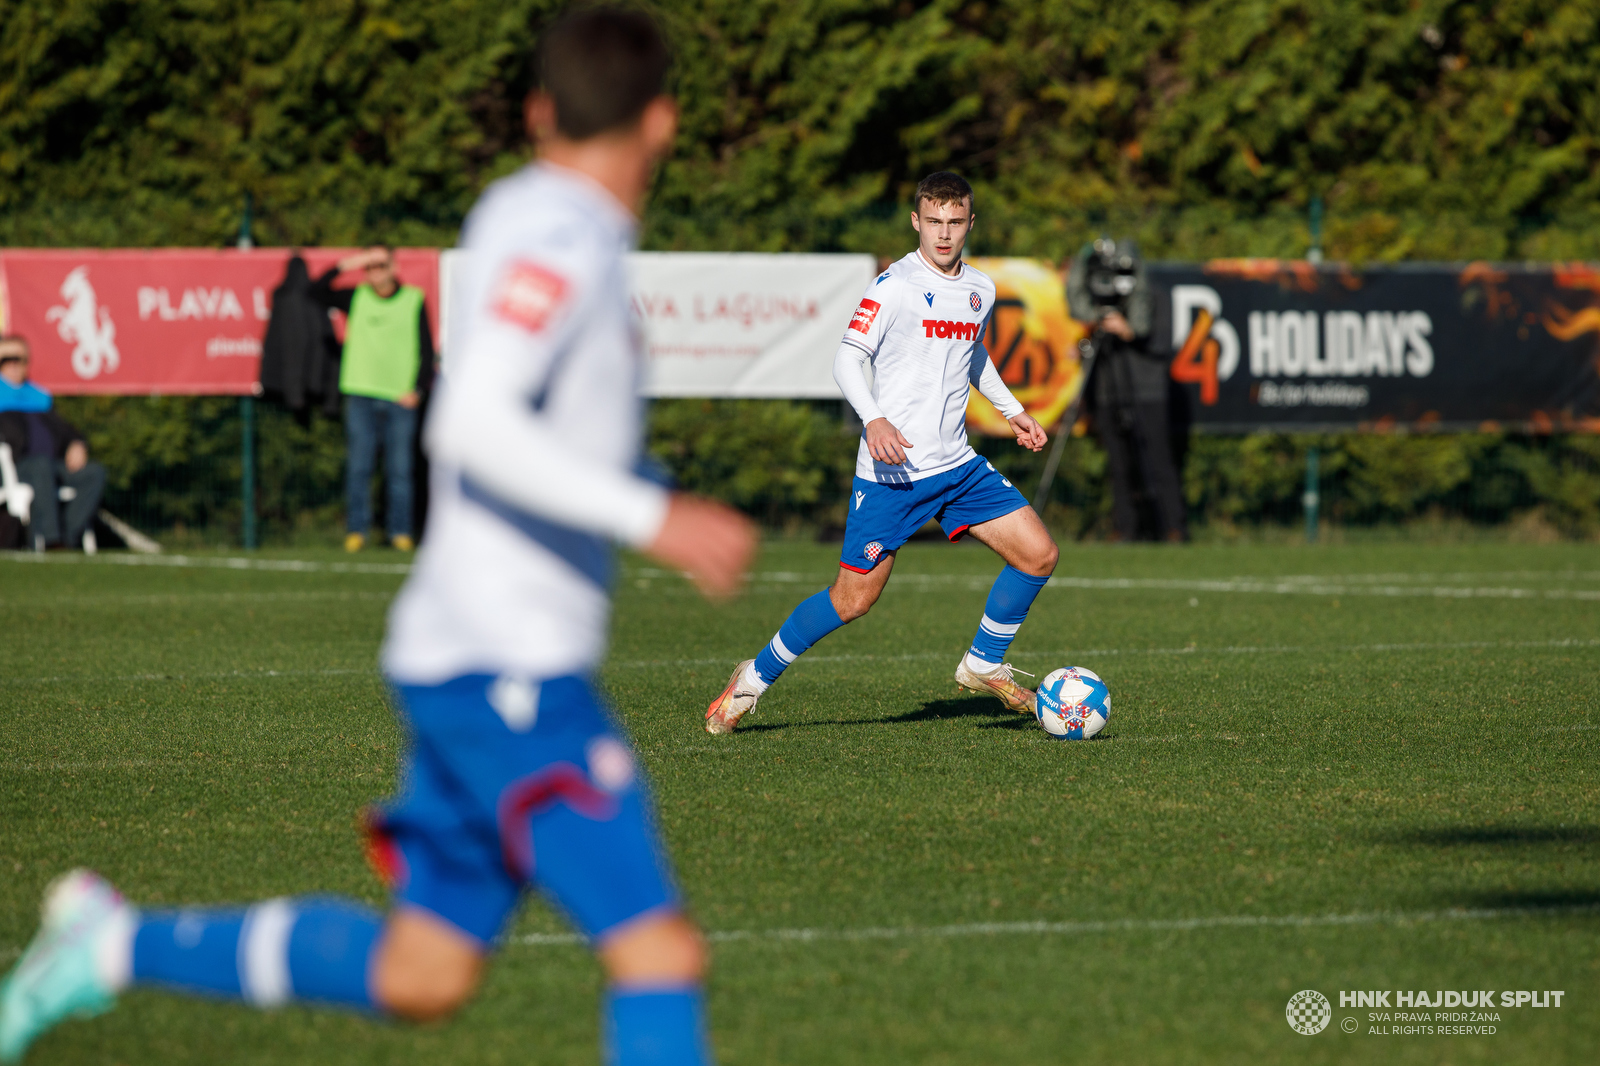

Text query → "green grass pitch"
[2,539,1597,1064]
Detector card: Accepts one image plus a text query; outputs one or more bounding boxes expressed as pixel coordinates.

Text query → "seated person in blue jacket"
[0,335,53,412]
[0,336,106,550]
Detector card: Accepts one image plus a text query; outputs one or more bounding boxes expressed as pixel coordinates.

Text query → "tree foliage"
[12,3,1600,540]
[3,1,1597,261]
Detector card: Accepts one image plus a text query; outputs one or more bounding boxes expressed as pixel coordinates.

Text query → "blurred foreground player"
[705,172,1056,734]
[0,9,755,1064]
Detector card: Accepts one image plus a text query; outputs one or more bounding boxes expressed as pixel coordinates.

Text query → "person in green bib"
[313,245,436,552]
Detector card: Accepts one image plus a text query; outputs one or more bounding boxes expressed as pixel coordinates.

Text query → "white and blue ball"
[1034,667,1110,740]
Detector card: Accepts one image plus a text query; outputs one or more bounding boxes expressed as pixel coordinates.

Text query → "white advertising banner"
[440,249,874,397]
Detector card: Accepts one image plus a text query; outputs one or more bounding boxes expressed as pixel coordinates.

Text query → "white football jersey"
[383,163,667,685]
[840,250,1016,482]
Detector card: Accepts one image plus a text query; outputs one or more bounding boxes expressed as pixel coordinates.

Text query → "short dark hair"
[914,172,974,212]
[536,6,671,140]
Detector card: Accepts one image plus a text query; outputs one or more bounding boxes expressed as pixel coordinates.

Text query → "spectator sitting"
[310,245,436,553]
[0,335,53,412]
[0,337,106,551]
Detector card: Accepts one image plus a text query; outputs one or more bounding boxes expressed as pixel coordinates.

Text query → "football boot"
[0,870,133,1063]
[954,657,1036,714]
[705,659,761,735]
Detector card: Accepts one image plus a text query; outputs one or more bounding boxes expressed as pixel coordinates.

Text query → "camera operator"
[1068,237,1188,542]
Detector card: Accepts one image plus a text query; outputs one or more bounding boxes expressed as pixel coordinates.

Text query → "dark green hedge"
[5,2,1600,262]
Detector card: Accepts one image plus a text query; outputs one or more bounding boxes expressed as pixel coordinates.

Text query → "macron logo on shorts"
[854,490,865,510]
[922,319,980,340]
[850,298,882,334]
[493,261,568,333]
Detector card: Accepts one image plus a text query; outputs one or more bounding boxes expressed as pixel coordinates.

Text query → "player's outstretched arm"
[645,493,758,600]
[864,417,915,466]
[1008,412,1048,453]
[972,335,1037,450]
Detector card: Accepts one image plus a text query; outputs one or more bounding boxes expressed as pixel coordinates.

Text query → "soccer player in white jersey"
[0,10,754,1065]
[705,171,1058,734]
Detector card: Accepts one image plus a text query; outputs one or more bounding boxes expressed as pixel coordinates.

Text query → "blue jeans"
[345,394,417,537]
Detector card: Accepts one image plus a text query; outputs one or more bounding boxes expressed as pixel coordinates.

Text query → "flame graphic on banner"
[1544,304,1600,341]
[965,257,1088,436]
[1205,258,1323,291]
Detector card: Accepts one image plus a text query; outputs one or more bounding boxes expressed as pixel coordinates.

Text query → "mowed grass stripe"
[8,551,1599,591]
[3,636,1594,684]
[0,552,412,575]
[512,901,1600,947]
[606,636,1600,670]
[0,591,394,607]
[0,668,379,686]
[6,902,1593,960]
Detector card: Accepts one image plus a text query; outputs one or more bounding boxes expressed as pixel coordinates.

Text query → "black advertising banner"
[1147,261,1600,432]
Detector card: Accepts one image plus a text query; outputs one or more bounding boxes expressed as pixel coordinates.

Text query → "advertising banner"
[0,249,440,395]
[630,252,877,397]
[440,249,875,398]
[1152,260,1600,432]
[963,257,1088,436]
[9,249,1597,433]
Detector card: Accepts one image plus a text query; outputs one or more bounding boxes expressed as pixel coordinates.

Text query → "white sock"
[96,906,137,992]
[962,651,1004,676]
[741,661,770,695]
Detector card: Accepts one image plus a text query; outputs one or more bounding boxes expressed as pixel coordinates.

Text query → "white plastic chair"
[0,442,36,522]
[0,441,95,552]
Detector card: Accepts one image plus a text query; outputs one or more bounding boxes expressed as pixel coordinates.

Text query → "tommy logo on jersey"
[922,319,981,340]
[493,261,568,333]
[849,298,882,334]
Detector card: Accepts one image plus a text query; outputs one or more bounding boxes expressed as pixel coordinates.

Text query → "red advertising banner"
[0,249,440,395]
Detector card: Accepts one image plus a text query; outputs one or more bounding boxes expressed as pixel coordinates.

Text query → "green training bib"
[340,284,424,401]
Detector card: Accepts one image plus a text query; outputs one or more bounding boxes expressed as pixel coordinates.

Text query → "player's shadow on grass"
[1456,888,1600,910]
[737,695,1032,732]
[1379,824,1600,913]
[918,696,1034,731]
[1383,825,1600,846]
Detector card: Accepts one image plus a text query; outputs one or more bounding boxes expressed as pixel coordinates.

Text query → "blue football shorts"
[364,674,679,946]
[840,454,1030,572]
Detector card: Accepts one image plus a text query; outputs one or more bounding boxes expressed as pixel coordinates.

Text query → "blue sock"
[133,897,382,1010]
[969,566,1050,663]
[603,986,711,1066]
[750,588,844,687]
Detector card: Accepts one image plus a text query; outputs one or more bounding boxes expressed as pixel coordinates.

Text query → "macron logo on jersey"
[922,319,981,340]
[493,261,568,333]
[850,298,882,334]
[924,292,935,307]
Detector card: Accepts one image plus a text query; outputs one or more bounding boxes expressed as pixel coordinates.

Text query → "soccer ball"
[1034,667,1110,740]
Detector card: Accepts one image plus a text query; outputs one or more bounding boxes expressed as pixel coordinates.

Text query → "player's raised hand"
[646,493,758,600]
[1009,412,1048,453]
[865,417,914,465]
